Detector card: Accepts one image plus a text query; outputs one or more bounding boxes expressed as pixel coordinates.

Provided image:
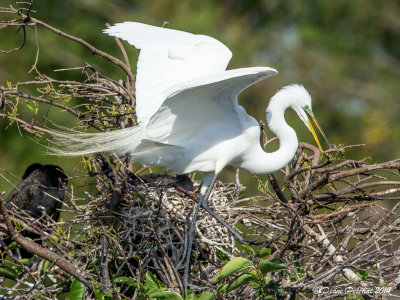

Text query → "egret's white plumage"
[104,22,232,126]
[54,22,330,287]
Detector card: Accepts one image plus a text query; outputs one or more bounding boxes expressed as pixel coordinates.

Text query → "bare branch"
[0,197,93,290]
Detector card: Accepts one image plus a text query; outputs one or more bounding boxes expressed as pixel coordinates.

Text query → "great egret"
[54,22,330,287]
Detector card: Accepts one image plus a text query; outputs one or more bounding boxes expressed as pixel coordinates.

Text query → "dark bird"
[1,164,67,257]
[0,163,67,275]
[131,173,194,192]
[5,163,68,221]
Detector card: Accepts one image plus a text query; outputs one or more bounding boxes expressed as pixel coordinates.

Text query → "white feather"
[52,125,144,157]
[54,23,328,176]
[104,22,232,125]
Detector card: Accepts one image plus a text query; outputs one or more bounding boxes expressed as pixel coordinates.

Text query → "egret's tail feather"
[51,126,143,157]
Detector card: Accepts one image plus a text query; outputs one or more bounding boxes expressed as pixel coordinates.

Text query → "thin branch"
[0,197,93,290]
[28,23,39,73]
[30,17,135,91]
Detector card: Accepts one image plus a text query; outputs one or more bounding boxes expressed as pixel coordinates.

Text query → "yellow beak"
[307,119,323,152]
[310,115,330,148]
[304,106,330,152]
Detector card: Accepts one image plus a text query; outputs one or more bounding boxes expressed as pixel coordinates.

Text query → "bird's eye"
[303,105,312,114]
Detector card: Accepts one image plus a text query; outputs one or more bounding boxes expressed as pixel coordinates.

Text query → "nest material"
[2,150,400,299]
[83,178,254,272]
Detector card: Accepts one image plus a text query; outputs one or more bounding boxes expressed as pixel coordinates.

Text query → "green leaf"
[198,291,214,300]
[68,279,86,300]
[25,100,38,116]
[226,273,258,293]
[18,258,32,265]
[145,270,163,289]
[216,251,229,262]
[82,156,93,173]
[356,270,368,280]
[93,287,113,300]
[262,276,271,287]
[93,289,105,300]
[185,289,195,300]
[42,260,51,274]
[250,281,260,289]
[259,247,271,258]
[268,281,285,295]
[149,291,183,299]
[7,241,22,250]
[215,284,227,294]
[259,258,287,275]
[130,191,147,202]
[217,257,254,282]
[0,265,19,279]
[238,244,254,255]
[113,276,138,287]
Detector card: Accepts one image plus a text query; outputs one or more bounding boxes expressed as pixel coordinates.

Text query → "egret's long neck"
[265,100,298,170]
[240,97,298,174]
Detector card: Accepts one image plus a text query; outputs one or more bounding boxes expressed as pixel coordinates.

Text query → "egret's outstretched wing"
[104,22,232,125]
[145,67,278,142]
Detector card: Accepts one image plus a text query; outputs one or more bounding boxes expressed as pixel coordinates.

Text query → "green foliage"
[0,264,18,279]
[93,288,113,300]
[112,271,215,300]
[68,279,86,300]
[216,248,287,299]
[259,258,286,275]
[82,156,94,174]
[215,250,230,262]
[217,257,254,282]
[18,258,32,265]
[259,247,271,258]
[42,259,51,274]
[24,100,38,117]
[197,291,214,300]
[6,241,22,250]
[114,271,184,299]
[226,273,258,293]
[113,276,138,288]
[356,270,369,281]
[149,291,183,300]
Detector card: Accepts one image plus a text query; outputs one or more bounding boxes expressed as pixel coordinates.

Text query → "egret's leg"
[183,172,217,294]
[183,172,264,293]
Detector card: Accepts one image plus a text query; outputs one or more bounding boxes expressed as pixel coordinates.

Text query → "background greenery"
[1,0,399,195]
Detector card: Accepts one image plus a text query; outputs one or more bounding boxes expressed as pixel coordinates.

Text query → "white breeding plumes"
[53,22,330,289]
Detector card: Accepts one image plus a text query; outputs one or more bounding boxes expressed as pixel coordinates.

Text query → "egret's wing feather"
[146,67,278,142]
[104,22,232,125]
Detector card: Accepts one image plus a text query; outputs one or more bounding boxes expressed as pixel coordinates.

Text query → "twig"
[28,23,39,73]
[30,17,135,90]
[0,197,93,290]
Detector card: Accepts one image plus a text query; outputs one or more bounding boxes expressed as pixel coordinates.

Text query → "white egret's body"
[61,22,328,176]
[56,22,329,288]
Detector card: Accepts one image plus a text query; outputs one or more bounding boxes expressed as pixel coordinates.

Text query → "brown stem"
[0,198,93,290]
[4,91,83,120]
[267,174,288,203]
[30,17,135,90]
[0,113,84,139]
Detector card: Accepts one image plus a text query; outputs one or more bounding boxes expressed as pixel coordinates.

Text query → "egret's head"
[275,84,330,152]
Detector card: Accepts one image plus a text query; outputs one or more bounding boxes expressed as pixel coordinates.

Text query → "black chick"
[5,163,68,221]
[0,163,67,267]
[1,164,67,259]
